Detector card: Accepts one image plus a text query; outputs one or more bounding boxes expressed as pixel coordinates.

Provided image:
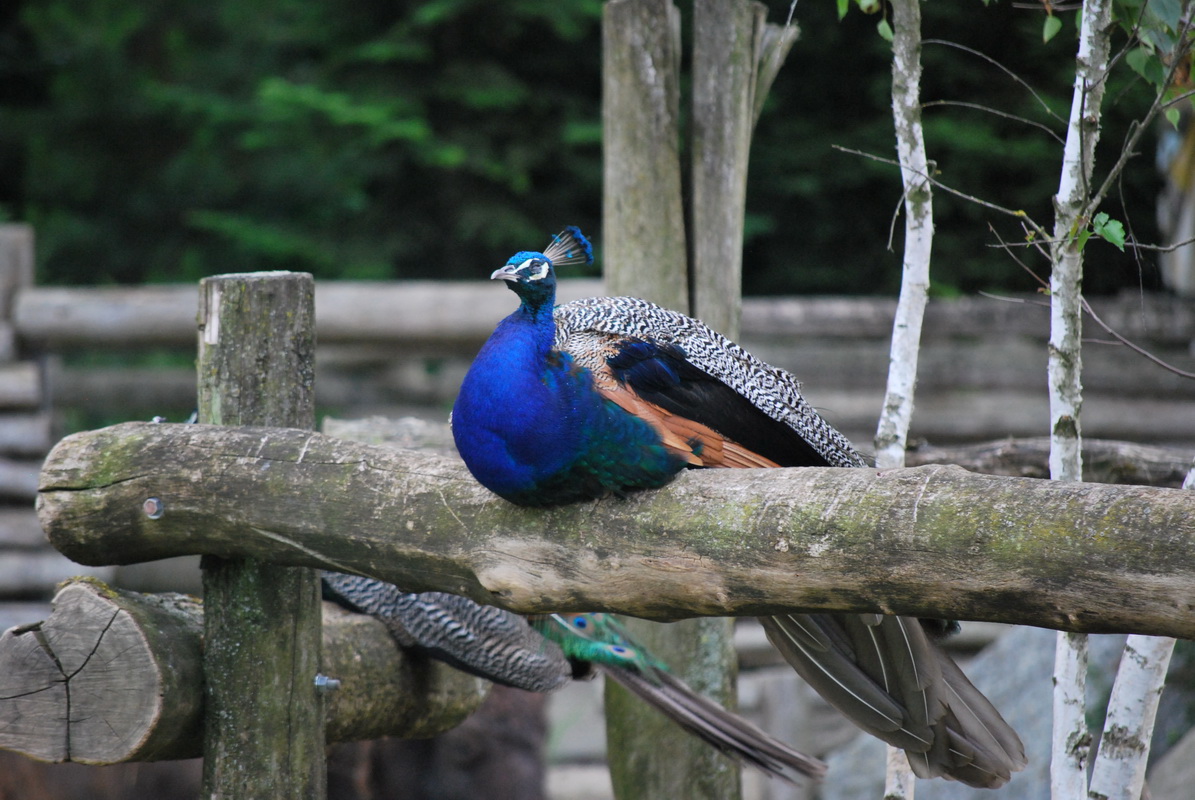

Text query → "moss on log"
[37,421,1195,638]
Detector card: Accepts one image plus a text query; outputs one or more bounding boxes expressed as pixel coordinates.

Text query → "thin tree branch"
[923,39,1066,124]
[987,226,1195,381]
[920,99,1065,144]
[831,145,1051,239]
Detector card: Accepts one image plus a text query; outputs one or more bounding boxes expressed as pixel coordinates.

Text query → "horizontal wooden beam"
[0,578,487,765]
[14,282,1195,349]
[13,280,602,349]
[38,422,1195,637]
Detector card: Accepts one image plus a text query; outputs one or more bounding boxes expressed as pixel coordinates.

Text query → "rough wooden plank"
[799,387,1195,447]
[44,332,1194,430]
[0,415,53,458]
[905,437,1194,487]
[0,459,40,502]
[13,283,1195,349]
[745,334,1195,398]
[0,579,487,764]
[0,551,114,596]
[196,272,324,800]
[12,282,1195,348]
[15,286,199,348]
[36,422,1195,638]
[13,280,603,350]
[741,294,1195,344]
[0,363,41,408]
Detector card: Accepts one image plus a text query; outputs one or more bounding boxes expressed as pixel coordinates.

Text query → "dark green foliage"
[0,0,1165,294]
[0,0,603,284]
[745,1,1162,297]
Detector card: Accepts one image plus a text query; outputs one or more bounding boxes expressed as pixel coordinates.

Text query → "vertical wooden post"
[0,225,35,362]
[601,3,798,797]
[197,272,325,800]
[602,0,688,310]
[690,0,762,338]
[603,3,730,798]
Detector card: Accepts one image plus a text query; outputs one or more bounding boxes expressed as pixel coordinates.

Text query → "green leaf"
[1092,212,1126,251]
[1152,0,1183,30]
[1043,14,1062,43]
[1166,107,1182,129]
[877,18,894,42]
[1076,228,1093,252]
[837,0,850,20]
[1126,45,1167,87]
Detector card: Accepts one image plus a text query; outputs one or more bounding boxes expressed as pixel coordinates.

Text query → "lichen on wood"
[37,421,1195,638]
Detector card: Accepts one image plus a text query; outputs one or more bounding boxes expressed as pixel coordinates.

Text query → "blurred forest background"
[0,0,1167,297]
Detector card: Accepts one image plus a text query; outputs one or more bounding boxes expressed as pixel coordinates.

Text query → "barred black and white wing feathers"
[322,571,572,693]
[554,296,866,469]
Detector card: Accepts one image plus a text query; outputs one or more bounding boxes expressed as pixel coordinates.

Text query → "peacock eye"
[572,617,588,629]
[525,259,550,281]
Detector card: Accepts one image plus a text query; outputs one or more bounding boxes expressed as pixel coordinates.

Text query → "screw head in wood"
[314,673,341,693]
[143,497,164,519]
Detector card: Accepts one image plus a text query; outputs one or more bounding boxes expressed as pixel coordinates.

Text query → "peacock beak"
[491,264,521,282]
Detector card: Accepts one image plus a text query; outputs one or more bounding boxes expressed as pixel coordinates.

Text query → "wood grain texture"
[0,579,487,765]
[196,272,324,800]
[602,0,687,310]
[688,0,761,339]
[37,421,1195,637]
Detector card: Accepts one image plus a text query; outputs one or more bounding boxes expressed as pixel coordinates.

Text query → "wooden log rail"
[37,421,1195,638]
[12,280,1195,349]
[0,578,487,764]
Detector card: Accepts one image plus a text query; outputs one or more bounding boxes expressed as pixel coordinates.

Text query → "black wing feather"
[607,339,832,467]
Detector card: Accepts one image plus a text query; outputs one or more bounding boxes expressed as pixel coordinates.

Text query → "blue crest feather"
[542,226,594,267]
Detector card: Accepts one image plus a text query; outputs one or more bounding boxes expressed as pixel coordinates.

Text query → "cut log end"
[0,578,488,765]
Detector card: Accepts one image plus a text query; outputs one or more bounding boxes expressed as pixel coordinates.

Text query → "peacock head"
[491,226,593,307]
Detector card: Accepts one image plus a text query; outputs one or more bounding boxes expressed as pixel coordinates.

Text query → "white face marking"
[520,258,550,281]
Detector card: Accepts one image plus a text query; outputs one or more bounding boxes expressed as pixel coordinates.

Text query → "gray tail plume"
[602,663,826,783]
[761,613,1025,788]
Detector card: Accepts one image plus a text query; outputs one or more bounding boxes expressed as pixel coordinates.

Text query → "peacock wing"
[322,572,572,693]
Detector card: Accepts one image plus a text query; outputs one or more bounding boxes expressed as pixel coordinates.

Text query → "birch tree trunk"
[878,1,933,795]
[1085,463,1194,798]
[1048,1,1114,797]
[876,0,933,473]
[1087,634,1176,800]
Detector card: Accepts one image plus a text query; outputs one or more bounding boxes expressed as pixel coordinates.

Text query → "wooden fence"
[1,221,1194,612]
[1,226,1193,799]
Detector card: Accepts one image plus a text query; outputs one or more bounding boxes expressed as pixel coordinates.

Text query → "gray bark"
[37,421,1195,638]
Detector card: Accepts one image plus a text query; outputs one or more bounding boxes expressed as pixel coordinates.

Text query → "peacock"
[447,226,1027,788]
[321,571,825,781]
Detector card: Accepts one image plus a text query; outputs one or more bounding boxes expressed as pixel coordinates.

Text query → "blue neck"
[453,282,685,506]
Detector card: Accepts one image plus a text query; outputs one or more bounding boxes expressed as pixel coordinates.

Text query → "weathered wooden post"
[602,0,687,312]
[603,3,735,796]
[601,2,796,797]
[197,272,325,799]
